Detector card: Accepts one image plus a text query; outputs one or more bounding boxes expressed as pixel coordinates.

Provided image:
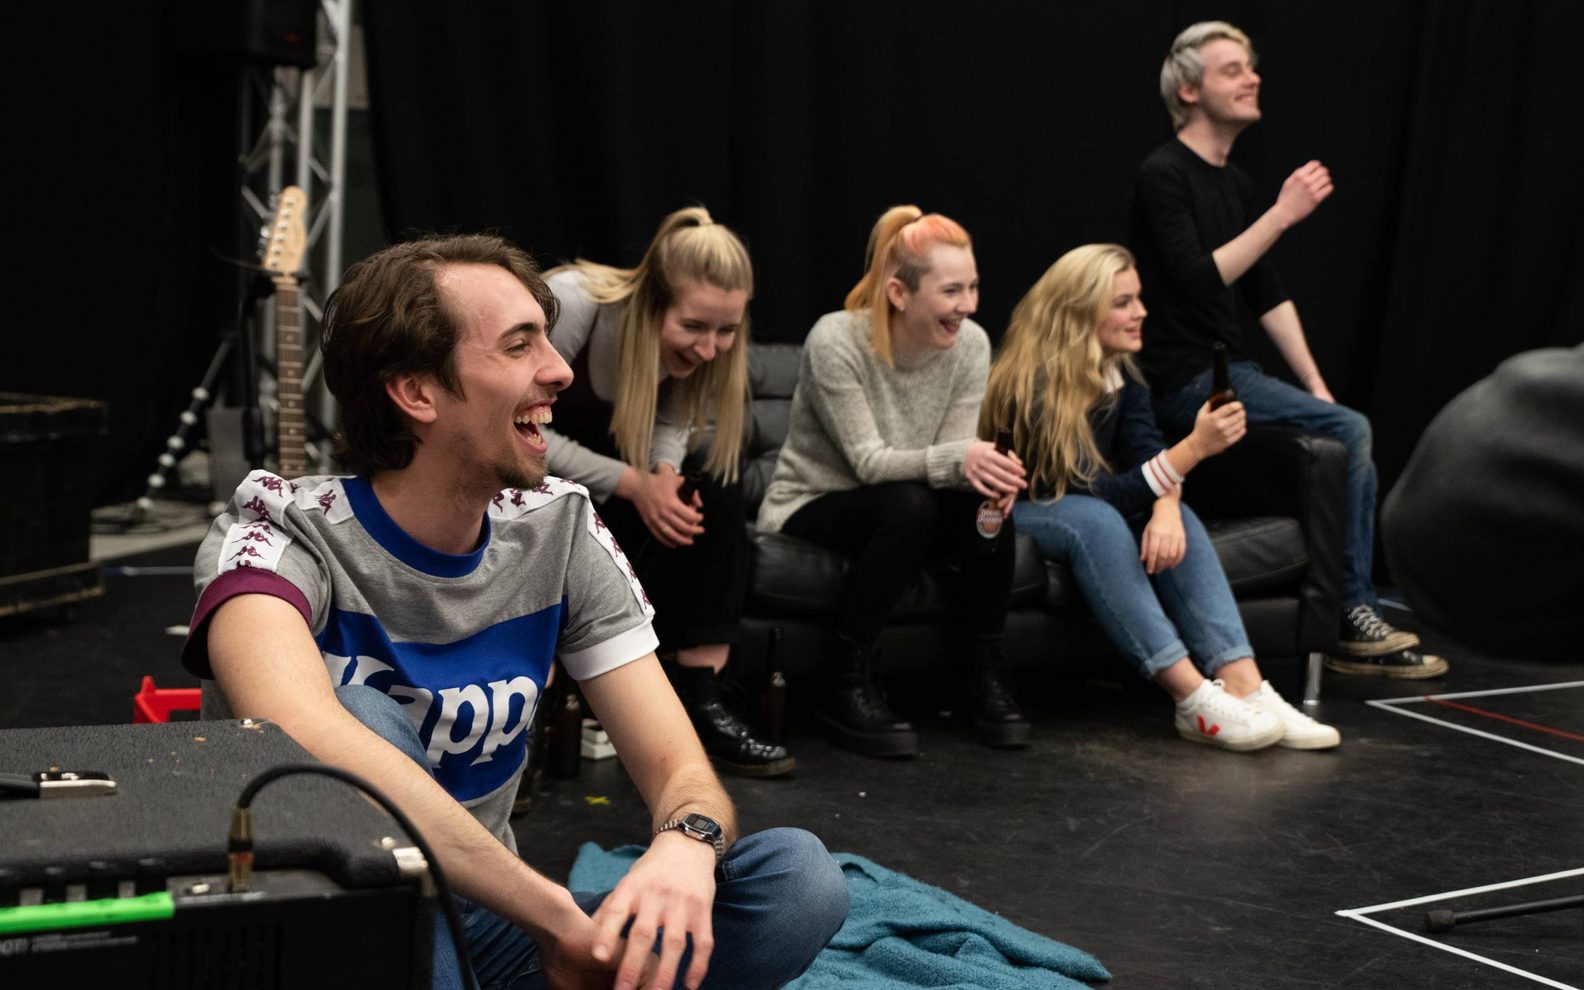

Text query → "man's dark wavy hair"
[321,234,560,475]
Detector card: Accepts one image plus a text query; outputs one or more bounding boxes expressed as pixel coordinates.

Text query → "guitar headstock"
[259,186,308,277]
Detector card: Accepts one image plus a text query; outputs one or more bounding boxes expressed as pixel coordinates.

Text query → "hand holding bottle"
[1189,399,1247,459]
[963,438,1026,504]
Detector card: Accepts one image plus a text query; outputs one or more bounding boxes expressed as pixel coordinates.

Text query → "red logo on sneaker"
[1196,715,1221,736]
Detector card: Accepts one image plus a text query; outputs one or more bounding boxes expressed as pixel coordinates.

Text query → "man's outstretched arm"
[580,654,735,990]
[1260,300,1334,401]
[207,593,618,984]
[1212,160,1334,285]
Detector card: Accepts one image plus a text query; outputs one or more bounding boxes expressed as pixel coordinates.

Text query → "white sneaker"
[1174,679,1284,751]
[1246,680,1341,750]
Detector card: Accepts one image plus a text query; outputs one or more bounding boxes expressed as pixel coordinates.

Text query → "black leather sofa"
[724,343,1347,705]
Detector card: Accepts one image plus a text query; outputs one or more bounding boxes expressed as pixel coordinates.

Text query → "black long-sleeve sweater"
[1127,138,1290,393]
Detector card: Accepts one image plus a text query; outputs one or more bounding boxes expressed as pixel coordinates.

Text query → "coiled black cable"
[235,763,478,990]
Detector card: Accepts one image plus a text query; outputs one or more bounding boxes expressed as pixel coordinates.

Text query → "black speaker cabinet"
[0,720,431,988]
[0,393,107,618]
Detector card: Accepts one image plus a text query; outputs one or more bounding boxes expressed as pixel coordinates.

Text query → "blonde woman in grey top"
[544,206,793,777]
[759,205,1028,757]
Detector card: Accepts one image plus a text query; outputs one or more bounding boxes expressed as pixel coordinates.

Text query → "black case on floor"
[0,719,432,988]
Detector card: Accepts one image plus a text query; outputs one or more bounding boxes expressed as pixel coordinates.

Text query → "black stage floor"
[3,544,1581,989]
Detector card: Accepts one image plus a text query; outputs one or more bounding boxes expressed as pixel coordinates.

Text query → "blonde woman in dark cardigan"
[982,244,1338,751]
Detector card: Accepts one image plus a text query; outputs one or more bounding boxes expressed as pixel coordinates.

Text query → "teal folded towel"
[568,842,1110,989]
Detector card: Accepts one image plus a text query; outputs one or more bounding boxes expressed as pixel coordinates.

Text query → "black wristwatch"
[655,812,725,863]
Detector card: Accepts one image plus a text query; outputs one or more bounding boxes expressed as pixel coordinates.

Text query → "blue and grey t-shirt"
[185,472,656,848]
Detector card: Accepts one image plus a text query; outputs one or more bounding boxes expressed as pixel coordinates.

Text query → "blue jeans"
[1013,496,1252,679]
[336,686,848,990]
[1153,361,1379,609]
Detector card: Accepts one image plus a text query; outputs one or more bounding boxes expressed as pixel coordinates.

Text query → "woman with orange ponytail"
[757,206,1028,757]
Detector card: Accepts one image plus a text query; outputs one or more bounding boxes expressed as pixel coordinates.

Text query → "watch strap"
[655,816,725,863]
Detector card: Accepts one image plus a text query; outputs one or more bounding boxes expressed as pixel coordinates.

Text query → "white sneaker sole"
[1275,727,1342,750]
[1175,720,1284,752]
[1324,654,1449,679]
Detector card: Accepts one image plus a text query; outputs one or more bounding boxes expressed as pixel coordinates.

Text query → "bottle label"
[975,500,1004,539]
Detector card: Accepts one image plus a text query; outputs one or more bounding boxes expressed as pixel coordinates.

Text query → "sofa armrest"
[1184,425,1347,658]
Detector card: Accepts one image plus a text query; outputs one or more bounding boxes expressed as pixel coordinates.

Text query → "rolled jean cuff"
[1201,643,1255,677]
[1140,639,1191,679]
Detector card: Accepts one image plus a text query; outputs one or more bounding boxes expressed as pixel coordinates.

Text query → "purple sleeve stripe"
[180,569,313,678]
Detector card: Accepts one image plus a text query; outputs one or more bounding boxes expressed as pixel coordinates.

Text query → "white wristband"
[1142,451,1184,497]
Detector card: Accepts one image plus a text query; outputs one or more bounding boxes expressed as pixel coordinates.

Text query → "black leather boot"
[971,635,1030,748]
[817,635,920,758]
[667,663,796,777]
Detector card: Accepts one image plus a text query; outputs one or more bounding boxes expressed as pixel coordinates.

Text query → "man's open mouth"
[514,406,551,442]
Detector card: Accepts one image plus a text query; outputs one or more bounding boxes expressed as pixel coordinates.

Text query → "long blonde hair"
[549,206,751,482]
[843,205,972,367]
[980,244,1143,499]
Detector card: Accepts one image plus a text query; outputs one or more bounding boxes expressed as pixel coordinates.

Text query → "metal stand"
[126,273,275,521]
[1302,651,1324,707]
[1426,894,1582,932]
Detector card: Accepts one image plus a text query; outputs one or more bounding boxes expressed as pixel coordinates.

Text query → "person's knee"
[745,828,849,942]
[1176,503,1211,543]
[874,482,939,539]
[789,830,849,937]
[1334,407,1374,462]
[335,684,428,768]
[1055,498,1135,557]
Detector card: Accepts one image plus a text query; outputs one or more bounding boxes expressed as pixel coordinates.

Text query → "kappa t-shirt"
[184,472,656,847]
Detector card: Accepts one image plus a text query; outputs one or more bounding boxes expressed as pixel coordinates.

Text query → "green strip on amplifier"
[0,892,175,934]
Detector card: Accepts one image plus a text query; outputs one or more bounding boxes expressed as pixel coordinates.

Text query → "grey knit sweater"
[756,309,989,532]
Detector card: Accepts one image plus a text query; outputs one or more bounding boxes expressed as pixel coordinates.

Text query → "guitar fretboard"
[274,276,306,478]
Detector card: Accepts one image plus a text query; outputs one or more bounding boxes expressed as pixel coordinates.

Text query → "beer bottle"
[1209,342,1238,410]
[975,425,1015,545]
[548,683,582,779]
[760,626,788,747]
[677,471,702,504]
[634,471,704,575]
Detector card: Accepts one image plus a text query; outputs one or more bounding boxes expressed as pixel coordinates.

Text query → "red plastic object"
[133,675,201,723]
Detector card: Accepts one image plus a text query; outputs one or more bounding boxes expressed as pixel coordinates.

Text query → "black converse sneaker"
[1337,604,1420,656]
[1324,647,1449,679]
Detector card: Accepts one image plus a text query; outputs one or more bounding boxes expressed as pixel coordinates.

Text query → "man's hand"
[1188,400,1247,459]
[1273,160,1334,228]
[1305,376,1336,403]
[591,831,717,990]
[537,909,620,989]
[621,465,703,549]
[963,440,1028,501]
[1141,500,1187,575]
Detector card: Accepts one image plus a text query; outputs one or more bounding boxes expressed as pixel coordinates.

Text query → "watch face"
[682,813,721,839]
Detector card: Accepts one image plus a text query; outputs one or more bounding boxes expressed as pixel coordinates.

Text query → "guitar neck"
[273,275,307,478]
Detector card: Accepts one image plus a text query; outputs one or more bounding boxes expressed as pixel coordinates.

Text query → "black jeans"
[781,481,1016,647]
[597,475,748,649]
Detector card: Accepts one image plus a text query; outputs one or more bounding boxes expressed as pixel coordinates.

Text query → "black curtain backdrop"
[10,7,255,504]
[362,0,1584,510]
[11,3,1581,515]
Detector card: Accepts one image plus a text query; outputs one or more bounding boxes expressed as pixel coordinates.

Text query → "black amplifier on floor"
[0,720,432,988]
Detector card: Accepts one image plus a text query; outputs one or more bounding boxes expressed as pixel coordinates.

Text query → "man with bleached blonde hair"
[1128,22,1445,678]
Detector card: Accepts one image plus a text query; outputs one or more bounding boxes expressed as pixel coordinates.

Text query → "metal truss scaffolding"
[238,0,353,471]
